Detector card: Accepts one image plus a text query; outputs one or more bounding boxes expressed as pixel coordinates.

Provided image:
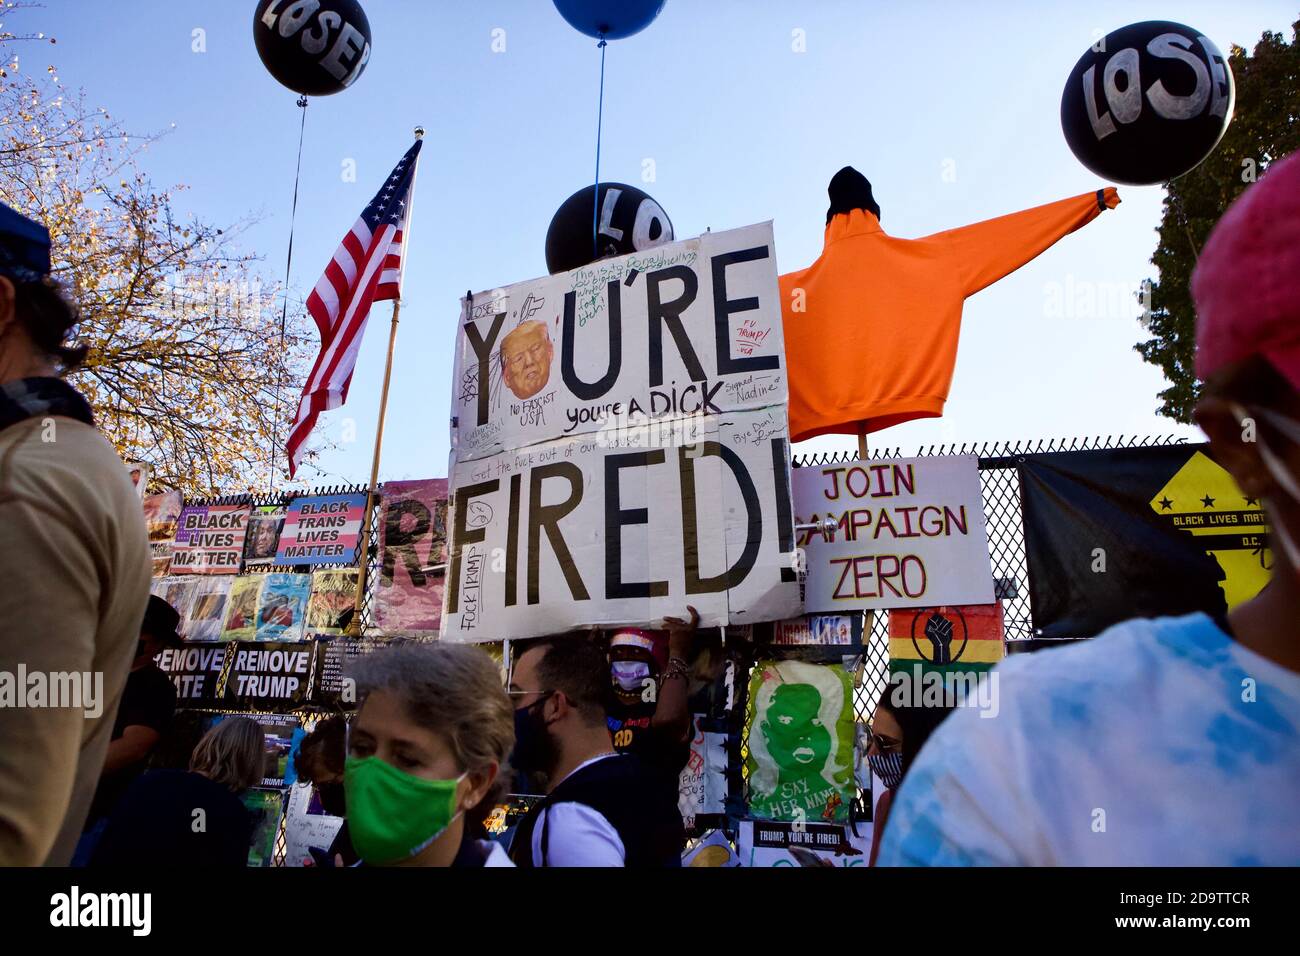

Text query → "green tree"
[1136,21,1299,423]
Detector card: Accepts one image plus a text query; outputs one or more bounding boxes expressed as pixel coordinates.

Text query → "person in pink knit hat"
[874,154,1300,867]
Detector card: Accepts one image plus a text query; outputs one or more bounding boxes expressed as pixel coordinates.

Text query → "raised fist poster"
[745,659,855,823]
[793,455,994,611]
[887,603,1005,685]
[444,223,800,641]
[374,478,448,635]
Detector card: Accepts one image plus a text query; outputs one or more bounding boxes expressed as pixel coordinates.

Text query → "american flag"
[286,139,423,478]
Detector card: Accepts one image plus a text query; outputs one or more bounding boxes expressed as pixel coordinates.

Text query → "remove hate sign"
[793,455,995,611]
[444,224,800,641]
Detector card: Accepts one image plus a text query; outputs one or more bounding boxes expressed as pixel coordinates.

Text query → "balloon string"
[269,94,309,494]
[592,37,607,260]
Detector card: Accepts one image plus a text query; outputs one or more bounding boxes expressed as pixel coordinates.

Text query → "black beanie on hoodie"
[826,166,881,224]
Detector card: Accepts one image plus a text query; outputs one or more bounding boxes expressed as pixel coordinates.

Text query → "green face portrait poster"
[745,660,855,823]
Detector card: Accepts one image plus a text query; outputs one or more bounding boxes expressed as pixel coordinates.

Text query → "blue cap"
[0,201,51,282]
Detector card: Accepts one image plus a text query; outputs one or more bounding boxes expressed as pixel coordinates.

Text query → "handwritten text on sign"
[445,224,798,641]
[443,410,800,641]
[451,222,787,461]
[793,455,994,611]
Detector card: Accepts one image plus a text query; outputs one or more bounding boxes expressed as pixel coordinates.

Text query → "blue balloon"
[553,0,665,41]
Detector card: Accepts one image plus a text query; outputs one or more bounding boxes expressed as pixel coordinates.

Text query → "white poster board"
[737,819,871,867]
[793,455,994,611]
[281,782,345,868]
[444,223,800,641]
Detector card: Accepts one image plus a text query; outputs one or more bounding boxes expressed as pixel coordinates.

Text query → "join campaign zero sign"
[444,222,801,641]
[794,455,995,610]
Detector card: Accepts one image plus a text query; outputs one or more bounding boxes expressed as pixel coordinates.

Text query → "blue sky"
[36,1,1298,485]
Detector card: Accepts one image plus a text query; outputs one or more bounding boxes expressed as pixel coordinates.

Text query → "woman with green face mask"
[343,643,516,867]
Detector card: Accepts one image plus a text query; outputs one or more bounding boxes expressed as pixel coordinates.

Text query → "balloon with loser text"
[253,0,372,96]
[1060,20,1234,185]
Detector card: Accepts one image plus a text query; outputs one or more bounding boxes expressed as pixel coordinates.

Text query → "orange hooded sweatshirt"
[779,187,1120,442]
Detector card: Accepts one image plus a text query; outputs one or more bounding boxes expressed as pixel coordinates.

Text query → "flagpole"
[347,126,425,637]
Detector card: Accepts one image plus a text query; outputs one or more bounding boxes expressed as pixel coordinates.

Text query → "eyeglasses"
[506,688,553,701]
[868,732,901,753]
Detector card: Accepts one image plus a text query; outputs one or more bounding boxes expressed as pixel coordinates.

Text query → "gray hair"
[349,642,514,775]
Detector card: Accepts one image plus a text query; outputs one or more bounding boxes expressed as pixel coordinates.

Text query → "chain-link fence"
[791,433,1190,732]
[177,434,1194,855]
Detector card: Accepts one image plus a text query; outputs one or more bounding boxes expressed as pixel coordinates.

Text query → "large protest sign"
[745,659,855,823]
[154,644,227,705]
[276,493,367,566]
[171,504,250,574]
[374,478,448,634]
[444,223,800,641]
[311,638,379,708]
[793,455,994,611]
[221,641,315,709]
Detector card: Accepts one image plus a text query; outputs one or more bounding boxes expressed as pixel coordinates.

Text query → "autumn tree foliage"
[0,28,314,494]
[1137,22,1300,422]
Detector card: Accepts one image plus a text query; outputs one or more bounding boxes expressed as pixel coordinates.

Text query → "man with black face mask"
[74,595,180,864]
[507,634,684,867]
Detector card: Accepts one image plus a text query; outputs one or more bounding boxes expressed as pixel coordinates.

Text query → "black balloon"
[1061,21,1234,185]
[545,183,673,275]
[253,0,372,96]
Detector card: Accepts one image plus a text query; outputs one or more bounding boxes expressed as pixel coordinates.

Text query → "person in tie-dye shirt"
[877,154,1300,867]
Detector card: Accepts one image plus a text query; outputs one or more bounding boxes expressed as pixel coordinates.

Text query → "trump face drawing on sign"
[500,320,553,400]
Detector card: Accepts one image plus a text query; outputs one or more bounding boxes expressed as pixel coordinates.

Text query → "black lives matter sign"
[170,505,250,574]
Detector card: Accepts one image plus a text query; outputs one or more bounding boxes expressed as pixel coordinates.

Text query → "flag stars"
[1158,496,1173,510]
[1201,494,1216,508]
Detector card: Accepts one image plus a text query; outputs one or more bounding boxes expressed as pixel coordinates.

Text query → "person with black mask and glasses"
[507,633,684,867]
